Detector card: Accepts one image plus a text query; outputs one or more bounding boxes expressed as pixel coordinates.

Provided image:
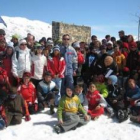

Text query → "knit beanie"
[53,45,60,52]
[0,29,5,35]
[19,39,27,46]
[108,75,118,85]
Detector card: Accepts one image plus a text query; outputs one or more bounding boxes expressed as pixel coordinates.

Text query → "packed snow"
[0,16,52,41]
[0,107,140,140]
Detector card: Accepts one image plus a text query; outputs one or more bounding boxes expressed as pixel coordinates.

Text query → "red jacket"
[47,56,66,78]
[17,82,36,104]
[77,51,84,64]
[86,90,102,110]
[2,56,13,84]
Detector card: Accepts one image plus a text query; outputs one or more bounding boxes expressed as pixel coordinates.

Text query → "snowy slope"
[0,16,52,41]
[0,108,140,140]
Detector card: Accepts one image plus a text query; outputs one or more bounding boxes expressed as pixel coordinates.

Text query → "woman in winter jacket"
[31,45,47,87]
[17,72,37,114]
[47,45,66,105]
[12,39,31,81]
[86,83,107,120]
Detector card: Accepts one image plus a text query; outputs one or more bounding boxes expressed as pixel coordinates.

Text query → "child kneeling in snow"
[3,87,31,126]
[54,86,90,134]
[17,72,38,114]
[86,83,107,120]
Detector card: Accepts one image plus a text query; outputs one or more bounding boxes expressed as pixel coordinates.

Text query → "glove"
[25,115,31,122]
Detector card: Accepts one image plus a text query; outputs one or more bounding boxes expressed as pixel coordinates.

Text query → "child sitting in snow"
[125,79,140,116]
[106,75,128,122]
[74,85,85,106]
[86,83,107,120]
[17,72,38,114]
[54,86,90,134]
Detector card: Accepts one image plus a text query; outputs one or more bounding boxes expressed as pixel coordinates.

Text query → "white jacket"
[12,48,31,78]
[31,54,47,80]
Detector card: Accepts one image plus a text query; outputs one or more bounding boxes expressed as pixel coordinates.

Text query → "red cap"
[123,67,130,72]
[23,72,31,78]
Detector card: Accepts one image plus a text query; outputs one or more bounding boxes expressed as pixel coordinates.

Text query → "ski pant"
[6,114,22,126]
[88,107,104,118]
[0,118,5,130]
[60,112,90,132]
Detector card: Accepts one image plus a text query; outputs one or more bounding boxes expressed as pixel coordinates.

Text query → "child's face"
[7,48,13,55]
[89,84,96,92]
[128,81,135,88]
[23,77,30,84]
[75,87,82,94]
[107,79,112,85]
[44,75,52,83]
[37,48,42,54]
[66,88,73,97]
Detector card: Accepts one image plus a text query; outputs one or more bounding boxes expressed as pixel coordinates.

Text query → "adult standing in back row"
[60,34,78,96]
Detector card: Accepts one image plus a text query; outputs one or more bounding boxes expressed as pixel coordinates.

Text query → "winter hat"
[23,72,31,78]
[7,42,14,48]
[107,41,113,46]
[46,40,54,46]
[108,75,118,85]
[0,29,5,35]
[19,39,27,46]
[44,71,52,77]
[39,37,47,43]
[53,45,60,52]
[12,34,19,39]
[129,42,137,48]
[123,67,130,77]
[73,42,80,48]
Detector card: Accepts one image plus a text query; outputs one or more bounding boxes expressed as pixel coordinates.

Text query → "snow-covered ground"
[0,16,52,42]
[0,107,140,140]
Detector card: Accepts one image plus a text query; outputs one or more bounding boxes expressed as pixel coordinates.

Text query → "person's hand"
[25,115,31,121]
[95,105,101,110]
[58,119,63,124]
[113,100,117,104]
[73,71,76,76]
[84,115,90,121]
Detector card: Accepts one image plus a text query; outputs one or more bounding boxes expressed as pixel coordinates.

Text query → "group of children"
[0,29,140,134]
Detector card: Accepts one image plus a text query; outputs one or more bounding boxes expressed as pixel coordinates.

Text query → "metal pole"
[138,17,140,41]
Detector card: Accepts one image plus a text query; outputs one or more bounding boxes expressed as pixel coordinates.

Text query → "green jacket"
[57,95,87,120]
[95,83,108,98]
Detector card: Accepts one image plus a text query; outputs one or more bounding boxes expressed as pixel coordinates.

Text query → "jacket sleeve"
[57,97,65,120]
[101,87,108,98]
[58,58,66,77]
[21,95,30,116]
[37,84,45,102]
[11,52,18,77]
[99,94,107,107]
[78,99,87,115]
[72,49,78,71]
[47,59,55,77]
[131,88,140,100]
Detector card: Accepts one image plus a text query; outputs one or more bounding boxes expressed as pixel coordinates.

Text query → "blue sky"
[1,0,140,39]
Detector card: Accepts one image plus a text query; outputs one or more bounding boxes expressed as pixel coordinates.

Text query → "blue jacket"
[60,45,78,75]
[125,85,140,100]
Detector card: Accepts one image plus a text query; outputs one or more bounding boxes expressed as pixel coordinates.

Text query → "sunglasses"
[63,38,70,40]
[20,44,27,46]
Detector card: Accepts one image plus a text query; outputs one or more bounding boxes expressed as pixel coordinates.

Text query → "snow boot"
[50,105,55,115]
